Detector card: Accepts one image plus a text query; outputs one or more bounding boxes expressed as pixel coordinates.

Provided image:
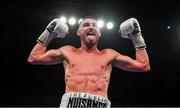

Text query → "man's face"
[77,18,101,46]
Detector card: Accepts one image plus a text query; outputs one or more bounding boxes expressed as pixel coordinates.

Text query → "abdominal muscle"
[65,70,110,97]
[62,48,114,97]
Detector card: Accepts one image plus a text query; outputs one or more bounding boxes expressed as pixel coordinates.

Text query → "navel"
[71,64,75,67]
[101,65,104,69]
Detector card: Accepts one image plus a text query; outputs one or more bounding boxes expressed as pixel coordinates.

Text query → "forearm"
[136,49,149,63]
[135,49,150,71]
[27,43,47,63]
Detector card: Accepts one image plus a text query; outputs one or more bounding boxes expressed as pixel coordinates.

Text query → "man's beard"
[82,36,99,49]
[87,42,96,49]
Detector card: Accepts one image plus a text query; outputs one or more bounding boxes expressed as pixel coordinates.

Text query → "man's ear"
[98,30,101,37]
[77,29,80,37]
[99,32,101,37]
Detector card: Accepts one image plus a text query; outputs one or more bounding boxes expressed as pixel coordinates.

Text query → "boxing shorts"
[59,92,111,108]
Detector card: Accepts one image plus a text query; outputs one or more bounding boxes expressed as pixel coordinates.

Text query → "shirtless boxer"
[27,16,150,108]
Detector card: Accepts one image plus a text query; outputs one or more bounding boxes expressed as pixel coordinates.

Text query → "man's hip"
[60,92,111,108]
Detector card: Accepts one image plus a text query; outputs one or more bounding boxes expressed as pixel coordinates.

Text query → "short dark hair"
[82,16,96,20]
[78,16,97,28]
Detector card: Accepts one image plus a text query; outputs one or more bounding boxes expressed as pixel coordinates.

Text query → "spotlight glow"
[78,18,83,24]
[58,15,115,30]
[97,20,104,28]
[106,22,113,29]
[69,17,76,25]
[59,16,67,23]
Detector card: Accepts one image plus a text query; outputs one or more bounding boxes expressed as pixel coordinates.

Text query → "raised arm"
[113,49,150,72]
[27,18,69,65]
[27,43,64,65]
[113,18,150,72]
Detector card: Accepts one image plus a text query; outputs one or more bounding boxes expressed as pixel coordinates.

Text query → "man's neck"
[80,43,99,53]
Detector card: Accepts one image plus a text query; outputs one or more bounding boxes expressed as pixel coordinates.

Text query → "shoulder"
[54,45,77,55]
[104,48,127,58]
[102,48,121,55]
[58,45,76,51]
[100,48,123,60]
[55,45,77,58]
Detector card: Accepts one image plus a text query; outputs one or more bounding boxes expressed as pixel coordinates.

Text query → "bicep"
[113,54,144,72]
[32,49,64,65]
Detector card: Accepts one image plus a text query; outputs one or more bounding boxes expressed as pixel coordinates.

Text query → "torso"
[60,45,117,97]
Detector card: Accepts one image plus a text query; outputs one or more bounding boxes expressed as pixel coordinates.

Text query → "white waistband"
[63,92,110,103]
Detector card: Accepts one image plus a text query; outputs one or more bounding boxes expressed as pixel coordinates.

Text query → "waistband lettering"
[67,97,107,108]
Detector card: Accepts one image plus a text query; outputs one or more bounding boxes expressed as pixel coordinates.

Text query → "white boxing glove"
[37,18,69,46]
[119,18,146,50]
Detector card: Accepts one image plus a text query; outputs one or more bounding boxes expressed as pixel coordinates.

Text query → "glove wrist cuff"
[37,29,54,46]
[130,34,147,50]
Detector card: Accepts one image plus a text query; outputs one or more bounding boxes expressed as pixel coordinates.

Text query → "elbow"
[27,57,35,64]
[143,66,151,72]
[141,63,151,72]
[27,55,39,64]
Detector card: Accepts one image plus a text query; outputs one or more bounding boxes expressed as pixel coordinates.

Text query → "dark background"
[1,0,180,107]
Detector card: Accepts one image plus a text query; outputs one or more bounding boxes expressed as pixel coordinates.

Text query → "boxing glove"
[119,18,146,50]
[37,18,69,46]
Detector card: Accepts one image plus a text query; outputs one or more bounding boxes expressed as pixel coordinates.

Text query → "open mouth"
[86,30,96,40]
[86,30,96,36]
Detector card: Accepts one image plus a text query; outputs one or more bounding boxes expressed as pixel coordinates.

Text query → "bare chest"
[72,55,107,70]
[64,52,113,74]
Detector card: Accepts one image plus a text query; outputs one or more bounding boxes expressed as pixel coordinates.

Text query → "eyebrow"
[79,22,97,26]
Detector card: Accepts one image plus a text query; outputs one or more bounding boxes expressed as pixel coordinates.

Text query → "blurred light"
[97,20,104,28]
[69,17,76,25]
[167,25,171,29]
[59,15,115,30]
[106,22,113,29]
[78,18,83,24]
[59,16,67,23]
